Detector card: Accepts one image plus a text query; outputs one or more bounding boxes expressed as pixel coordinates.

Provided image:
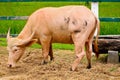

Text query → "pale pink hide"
[7,6,100,71]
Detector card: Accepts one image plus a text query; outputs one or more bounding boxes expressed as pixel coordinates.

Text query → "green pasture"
[0,38,74,49]
[0,2,120,35]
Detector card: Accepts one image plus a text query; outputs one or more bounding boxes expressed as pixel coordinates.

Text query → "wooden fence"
[0,0,120,22]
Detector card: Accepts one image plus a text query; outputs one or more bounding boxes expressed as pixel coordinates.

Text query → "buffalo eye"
[14,49,18,52]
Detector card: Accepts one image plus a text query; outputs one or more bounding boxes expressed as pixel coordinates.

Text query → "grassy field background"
[0,2,120,48]
[0,2,120,35]
[0,36,74,49]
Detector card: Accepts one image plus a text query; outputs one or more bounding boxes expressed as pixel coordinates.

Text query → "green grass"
[99,2,120,17]
[0,20,27,34]
[0,38,74,50]
[0,2,119,17]
[0,2,86,16]
[0,38,6,46]
[27,43,74,50]
[101,22,120,35]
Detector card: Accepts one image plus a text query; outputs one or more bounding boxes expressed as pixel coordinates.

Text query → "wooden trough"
[93,35,120,53]
[93,35,120,63]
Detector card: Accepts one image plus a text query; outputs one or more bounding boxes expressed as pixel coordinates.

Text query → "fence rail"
[0,16,28,20]
[0,16,120,22]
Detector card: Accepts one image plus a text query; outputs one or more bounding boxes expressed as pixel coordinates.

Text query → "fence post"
[107,50,119,63]
[91,1,99,36]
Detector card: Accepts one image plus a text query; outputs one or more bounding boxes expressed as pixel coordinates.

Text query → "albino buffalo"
[7,5,100,71]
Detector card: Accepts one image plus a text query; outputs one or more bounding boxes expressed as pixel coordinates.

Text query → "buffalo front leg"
[40,37,52,65]
[41,45,50,65]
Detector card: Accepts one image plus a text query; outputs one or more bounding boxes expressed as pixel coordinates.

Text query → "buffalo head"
[7,29,37,68]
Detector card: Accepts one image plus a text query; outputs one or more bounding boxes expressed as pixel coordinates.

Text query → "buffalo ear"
[17,39,38,47]
[25,39,38,47]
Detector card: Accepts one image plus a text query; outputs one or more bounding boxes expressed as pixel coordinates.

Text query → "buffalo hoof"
[70,67,78,71]
[86,65,91,69]
[41,60,48,65]
[50,57,54,61]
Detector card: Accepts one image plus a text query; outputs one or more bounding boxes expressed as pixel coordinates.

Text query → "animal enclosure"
[0,0,120,80]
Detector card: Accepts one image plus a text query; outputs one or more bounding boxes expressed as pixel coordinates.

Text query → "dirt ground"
[0,46,120,80]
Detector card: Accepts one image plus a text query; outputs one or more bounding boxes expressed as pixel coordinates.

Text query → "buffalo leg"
[49,44,54,61]
[71,45,85,71]
[85,41,92,69]
[85,23,96,68]
[40,37,52,65]
[71,33,86,71]
[41,45,50,65]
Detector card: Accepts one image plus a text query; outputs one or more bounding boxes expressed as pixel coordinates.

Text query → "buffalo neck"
[17,24,32,40]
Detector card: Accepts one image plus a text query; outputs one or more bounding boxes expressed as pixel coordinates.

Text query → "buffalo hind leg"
[85,23,96,69]
[70,33,86,71]
[49,44,54,61]
[71,45,85,71]
[85,41,92,69]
